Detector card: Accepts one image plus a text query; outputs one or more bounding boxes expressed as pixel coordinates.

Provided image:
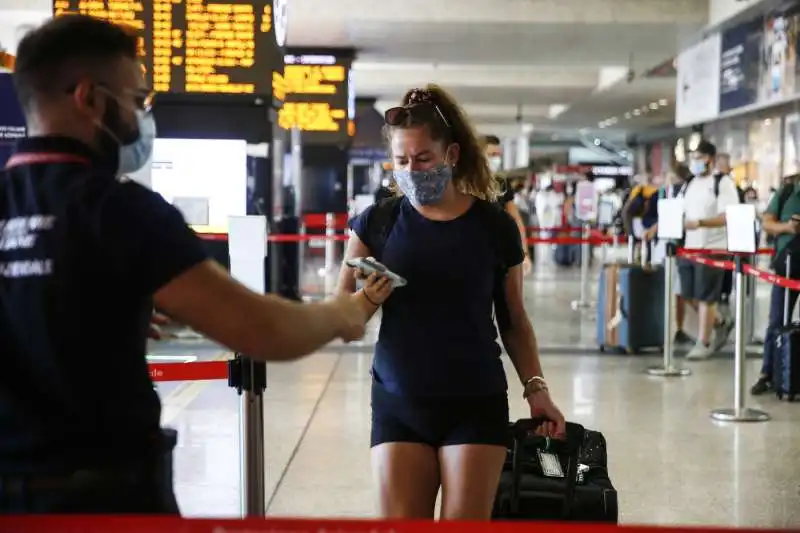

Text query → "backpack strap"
[363,196,403,261]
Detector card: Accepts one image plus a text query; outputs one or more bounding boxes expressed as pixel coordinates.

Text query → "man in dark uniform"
[0,15,370,514]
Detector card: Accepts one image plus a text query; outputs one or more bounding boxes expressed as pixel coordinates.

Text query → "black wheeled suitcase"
[774,254,800,401]
[492,418,618,523]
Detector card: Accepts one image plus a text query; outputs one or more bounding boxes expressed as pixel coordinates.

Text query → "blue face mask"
[689,159,707,176]
[118,110,156,176]
[393,163,453,206]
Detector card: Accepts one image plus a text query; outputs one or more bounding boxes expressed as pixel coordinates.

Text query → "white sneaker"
[686,341,714,360]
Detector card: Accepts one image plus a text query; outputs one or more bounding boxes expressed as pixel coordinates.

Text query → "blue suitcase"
[596,264,664,354]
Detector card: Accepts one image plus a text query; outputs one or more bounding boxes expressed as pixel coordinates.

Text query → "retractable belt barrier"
[0,515,785,532]
[148,354,267,516]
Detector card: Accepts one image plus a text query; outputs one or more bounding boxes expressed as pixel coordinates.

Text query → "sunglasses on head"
[384,103,451,128]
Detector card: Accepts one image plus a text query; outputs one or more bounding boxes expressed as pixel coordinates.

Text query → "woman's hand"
[353,257,395,306]
[527,389,566,439]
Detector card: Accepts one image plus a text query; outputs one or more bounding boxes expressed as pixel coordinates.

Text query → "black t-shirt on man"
[0,136,207,473]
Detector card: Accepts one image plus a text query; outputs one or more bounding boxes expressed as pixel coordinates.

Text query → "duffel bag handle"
[509,418,583,519]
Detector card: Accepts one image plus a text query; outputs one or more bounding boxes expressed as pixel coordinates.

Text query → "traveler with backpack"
[678,140,740,360]
[335,85,565,520]
[483,135,532,274]
[751,172,800,395]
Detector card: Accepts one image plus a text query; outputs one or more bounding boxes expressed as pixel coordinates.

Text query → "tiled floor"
[153,248,799,528]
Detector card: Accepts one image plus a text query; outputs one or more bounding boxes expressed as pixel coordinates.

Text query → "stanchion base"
[570,300,594,310]
[646,366,691,377]
[709,407,770,423]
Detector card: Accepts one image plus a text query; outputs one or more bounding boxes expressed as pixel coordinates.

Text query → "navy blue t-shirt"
[0,136,208,472]
[351,197,524,397]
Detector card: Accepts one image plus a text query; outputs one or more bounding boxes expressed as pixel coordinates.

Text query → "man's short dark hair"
[694,140,717,158]
[13,14,138,110]
[483,135,501,146]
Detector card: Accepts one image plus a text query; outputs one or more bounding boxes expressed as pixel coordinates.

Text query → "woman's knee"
[371,442,440,519]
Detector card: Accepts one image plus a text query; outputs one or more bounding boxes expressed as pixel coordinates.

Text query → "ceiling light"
[659,99,668,106]
[624,112,631,119]
[633,109,641,116]
[649,102,659,110]
[594,139,601,145]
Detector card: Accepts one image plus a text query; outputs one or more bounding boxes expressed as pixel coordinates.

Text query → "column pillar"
[515,134,531,169]
[502,137,516,171]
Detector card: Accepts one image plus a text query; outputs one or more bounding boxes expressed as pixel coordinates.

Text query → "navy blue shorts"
[370,378,509,448]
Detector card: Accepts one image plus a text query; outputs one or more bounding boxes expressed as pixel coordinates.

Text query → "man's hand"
[684,219,700,230]
[148,312,171,340]
[522,255,532,275]
[643,226,658,242]
[328,295,368,343]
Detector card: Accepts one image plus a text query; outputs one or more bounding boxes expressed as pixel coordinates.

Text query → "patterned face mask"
[393,163,453,206]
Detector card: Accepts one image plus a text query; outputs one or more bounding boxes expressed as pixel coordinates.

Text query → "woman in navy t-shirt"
[336,85,565,520]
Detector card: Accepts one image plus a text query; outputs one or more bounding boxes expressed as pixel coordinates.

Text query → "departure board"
[52,0,286,96]
[275,53,354,144]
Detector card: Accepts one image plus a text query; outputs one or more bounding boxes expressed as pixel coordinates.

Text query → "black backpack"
[361,196,515,332]
[679,172,742,202]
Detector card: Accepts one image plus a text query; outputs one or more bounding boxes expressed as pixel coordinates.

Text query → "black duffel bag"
[492,418,618,523]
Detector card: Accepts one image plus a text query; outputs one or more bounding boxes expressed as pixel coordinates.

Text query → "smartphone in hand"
[346,257,408,288]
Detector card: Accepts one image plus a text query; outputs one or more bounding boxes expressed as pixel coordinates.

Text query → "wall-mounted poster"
[759,6,800,104]
[720,17,763,112]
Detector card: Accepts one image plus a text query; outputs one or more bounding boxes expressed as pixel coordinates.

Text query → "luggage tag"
[537,449,565,478]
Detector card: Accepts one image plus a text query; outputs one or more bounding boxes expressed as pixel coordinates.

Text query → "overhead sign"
[274,52,354,144]
[675,33,721,127]
[53,0,286,96]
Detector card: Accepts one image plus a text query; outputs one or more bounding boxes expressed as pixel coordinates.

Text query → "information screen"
[53,0,285,96]
[275,53,354,144]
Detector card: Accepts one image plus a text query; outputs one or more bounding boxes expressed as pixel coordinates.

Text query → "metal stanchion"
[571,223,593,310]
[710,256,770,422]
[230,355,268,516]
[626,235,636,264]
[324,212,336,295]
[647,242,691,377]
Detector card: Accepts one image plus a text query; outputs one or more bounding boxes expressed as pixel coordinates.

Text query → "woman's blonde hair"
[383,84,500,201]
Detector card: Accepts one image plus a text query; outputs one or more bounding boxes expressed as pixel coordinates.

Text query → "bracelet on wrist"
[522,376,548,399]
[361,290,379,307]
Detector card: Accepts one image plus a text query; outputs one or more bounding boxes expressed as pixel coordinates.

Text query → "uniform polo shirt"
[766,181,800,257]
[0,136,208,473]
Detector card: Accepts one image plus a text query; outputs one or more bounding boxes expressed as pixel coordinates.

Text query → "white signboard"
[675,34,722,127]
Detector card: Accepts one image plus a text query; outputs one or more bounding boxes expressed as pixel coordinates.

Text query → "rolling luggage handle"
[784,253,792,328]
[509,418,584,519]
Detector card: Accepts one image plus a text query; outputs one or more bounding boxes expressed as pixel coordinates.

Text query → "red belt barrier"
[679,249,800,291]
[0,516,778,533]
[148,361,228,382]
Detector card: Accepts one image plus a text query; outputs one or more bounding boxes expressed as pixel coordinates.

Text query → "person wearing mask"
[751,173,800,395]
[337,85,565,521]
[0,15,367,514]
[484,135,532,274]
[678,140,740,359]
